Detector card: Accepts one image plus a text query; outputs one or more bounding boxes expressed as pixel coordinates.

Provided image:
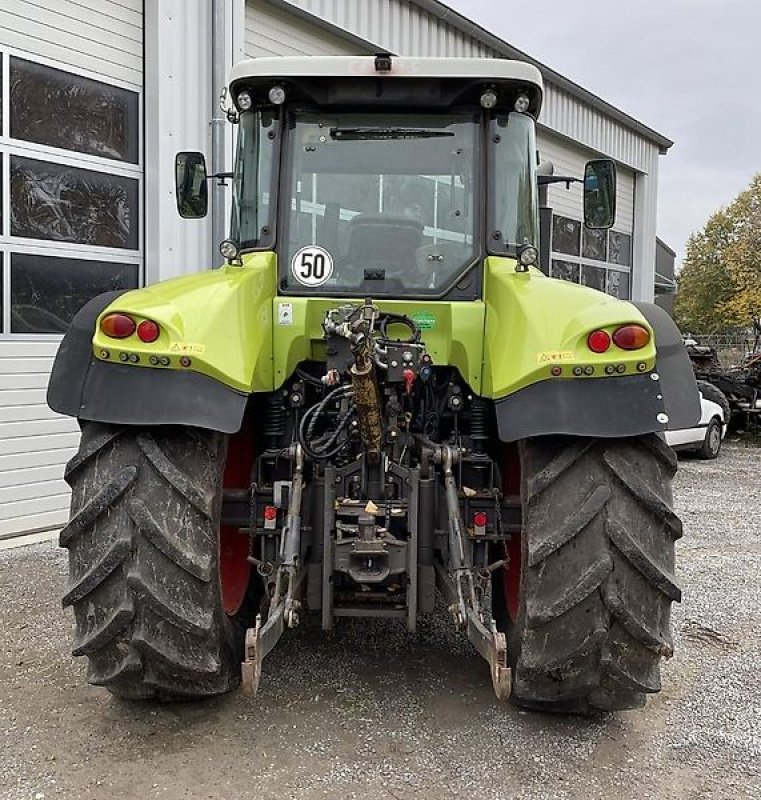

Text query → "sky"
[444,0,761,266]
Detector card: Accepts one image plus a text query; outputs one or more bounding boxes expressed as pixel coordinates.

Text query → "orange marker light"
[613,324,650,350]
[100,313,136,339]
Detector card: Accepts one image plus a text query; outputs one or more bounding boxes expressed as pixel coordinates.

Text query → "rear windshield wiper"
[330,127,455,141]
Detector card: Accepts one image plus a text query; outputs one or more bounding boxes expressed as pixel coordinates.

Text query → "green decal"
[412,311,436,331]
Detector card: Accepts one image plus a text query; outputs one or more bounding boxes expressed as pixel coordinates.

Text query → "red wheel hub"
[503,528,522,621]
[220,421,255,616]
[500,443,522,622]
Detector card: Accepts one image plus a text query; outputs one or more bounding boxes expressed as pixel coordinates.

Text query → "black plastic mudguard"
[633,302,701,431]
[47,292,249,434]
[495,373,668,442]
[495,303,700,442]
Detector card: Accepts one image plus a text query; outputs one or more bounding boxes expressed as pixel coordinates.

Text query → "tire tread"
[509,434,681,713]
[62,423,241,700]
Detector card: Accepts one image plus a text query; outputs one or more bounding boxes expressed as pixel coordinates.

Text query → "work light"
[268,85,286,105]
[514,94,530,113]
[236,91,253,111]
[480,90,498,109]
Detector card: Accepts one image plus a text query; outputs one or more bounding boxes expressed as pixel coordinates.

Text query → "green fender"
[50,250,693,439]
[481,257,656,396]
[91,252,277,392]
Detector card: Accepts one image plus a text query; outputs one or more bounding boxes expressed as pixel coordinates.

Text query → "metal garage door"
[0,0,143,538]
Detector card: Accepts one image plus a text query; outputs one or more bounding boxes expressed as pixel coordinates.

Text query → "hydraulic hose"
[297,385,355,461]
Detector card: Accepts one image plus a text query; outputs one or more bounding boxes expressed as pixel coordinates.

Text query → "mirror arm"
[207,171,234,186]
[537,175,583,189]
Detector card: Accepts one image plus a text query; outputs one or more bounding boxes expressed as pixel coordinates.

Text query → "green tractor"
[48,55,699,713]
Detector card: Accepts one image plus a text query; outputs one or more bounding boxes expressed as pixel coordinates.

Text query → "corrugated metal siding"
[0,0,143,87]
[538,131,634,234]
[0,342,78,537]
[246,0,366,57]
[279,0,493,56]
[541,85,658,173]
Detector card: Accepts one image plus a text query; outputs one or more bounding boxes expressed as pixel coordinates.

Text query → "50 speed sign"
[290,245,334,287]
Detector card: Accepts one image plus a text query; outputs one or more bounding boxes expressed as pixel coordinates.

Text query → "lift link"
[434,445,511,701]
[241,444,306,695]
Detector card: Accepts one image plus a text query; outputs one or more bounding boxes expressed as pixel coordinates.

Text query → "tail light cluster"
[587,324,650,353]
[100,313,160,343]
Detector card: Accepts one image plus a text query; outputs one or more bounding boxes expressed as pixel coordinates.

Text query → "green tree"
[674,174,761,335]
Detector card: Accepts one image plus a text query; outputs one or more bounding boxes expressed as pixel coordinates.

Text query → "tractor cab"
[177,55,614,299]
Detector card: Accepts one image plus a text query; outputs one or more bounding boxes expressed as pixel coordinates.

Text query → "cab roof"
[229,55,544,115]
[230,55,543,87]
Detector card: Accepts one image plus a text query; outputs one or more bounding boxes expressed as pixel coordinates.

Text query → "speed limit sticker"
[290,245,334,287]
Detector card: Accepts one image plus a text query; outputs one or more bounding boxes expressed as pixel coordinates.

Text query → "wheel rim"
[708,423,721,454]
[220,423,255,616]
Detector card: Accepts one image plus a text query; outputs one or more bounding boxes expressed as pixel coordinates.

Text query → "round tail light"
[613,324,651,350]
[587,329,611,353]
[473,511,488,527]
[100,313,136,339]
[137,319,160,343]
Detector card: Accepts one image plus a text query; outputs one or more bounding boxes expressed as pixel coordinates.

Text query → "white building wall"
[0,342,80,537]
[632,151,660,304]
[246,0,367,56]
[276,0,493,57]
[0,0,142,85]
[0,1,143,538]
[144,0,213,284]
[538,132,635,234]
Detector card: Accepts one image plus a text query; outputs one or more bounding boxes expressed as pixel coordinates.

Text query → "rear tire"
[495,434,682,714]
[61,422,258,700]
[696,380,730,425]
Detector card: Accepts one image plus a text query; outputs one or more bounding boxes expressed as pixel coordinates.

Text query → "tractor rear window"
[281,112,479,295]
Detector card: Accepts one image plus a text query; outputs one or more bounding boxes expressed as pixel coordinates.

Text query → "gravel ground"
[1,440,759,800]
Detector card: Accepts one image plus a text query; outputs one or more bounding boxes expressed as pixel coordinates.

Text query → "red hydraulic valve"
[403,368,415,395]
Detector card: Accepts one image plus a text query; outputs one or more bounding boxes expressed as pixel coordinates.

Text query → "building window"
[550,213,631,300]
[10,58,139,163]
[582,227,607,262]
[10,157,139,249]
[551,260,580,283]
[607,269,630,299]
[609,231,632,266]
[581,264,606,291]
[10,254,138,334]
[0,49,141,336]
[552,215,581,256]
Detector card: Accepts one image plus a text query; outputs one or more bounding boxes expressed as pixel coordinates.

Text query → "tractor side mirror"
[583,159,616,229]
[175,151,209,219]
